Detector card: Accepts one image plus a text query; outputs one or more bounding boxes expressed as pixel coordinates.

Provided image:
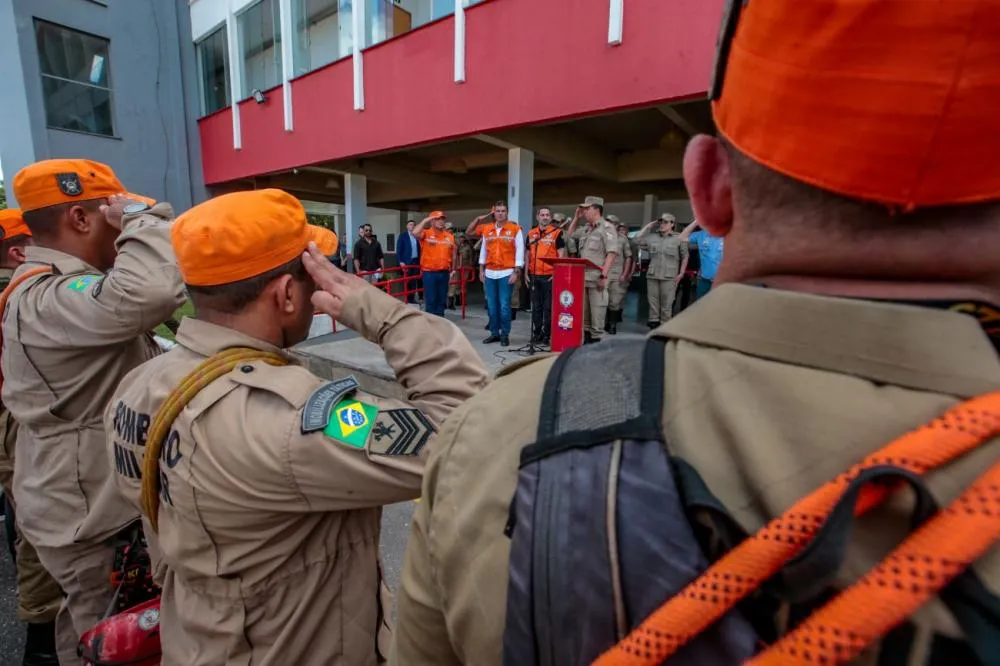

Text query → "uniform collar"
[24,246,98,275]
[175,318,293,360]
[658,283,1000,399]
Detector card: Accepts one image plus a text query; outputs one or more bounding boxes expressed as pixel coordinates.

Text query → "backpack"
[502,338,1000,665]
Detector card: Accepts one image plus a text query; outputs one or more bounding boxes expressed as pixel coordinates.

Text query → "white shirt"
[479,222,525,279]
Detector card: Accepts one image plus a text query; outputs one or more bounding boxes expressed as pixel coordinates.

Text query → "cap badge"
[55,173,83,197]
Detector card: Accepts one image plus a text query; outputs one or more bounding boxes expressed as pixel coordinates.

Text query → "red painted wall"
[199,0,725,185]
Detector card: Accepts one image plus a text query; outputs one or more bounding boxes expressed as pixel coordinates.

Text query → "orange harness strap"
[0,266,53,395]
[593,391,1000,666]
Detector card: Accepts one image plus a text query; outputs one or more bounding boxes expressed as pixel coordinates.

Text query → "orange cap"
[126,192,157,207]
[712,0,1000,209]
[0,209,31,240]
[13,159,125,212]
[430,211,446,219]
[172,189,319,287]
[309,226,339,256]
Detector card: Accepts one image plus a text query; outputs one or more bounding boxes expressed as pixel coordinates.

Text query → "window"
[197,26,231,116]
[240,0,282,97]
[291,0,341,76]
[35,20,113,136]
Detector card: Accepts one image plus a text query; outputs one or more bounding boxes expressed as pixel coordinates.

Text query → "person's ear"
[67,205,91,234]
[274,274,296,314]
[683,135,734,237]
[8,245,26,265]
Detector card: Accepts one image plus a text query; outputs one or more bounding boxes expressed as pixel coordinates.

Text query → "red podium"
[541,257,601,352]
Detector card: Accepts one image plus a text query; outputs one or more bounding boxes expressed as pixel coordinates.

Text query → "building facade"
[1,0,724,244]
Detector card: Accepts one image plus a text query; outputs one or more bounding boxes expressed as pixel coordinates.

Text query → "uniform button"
[240,365,254,373]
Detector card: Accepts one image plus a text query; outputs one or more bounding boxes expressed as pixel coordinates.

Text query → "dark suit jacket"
[395,232,420,267]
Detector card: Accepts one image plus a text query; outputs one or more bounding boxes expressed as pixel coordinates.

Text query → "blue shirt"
[409,233,418,258]
[689,230,724,281]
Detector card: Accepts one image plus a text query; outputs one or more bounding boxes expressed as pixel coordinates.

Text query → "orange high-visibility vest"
[482,222,520,271]
[527,226,562,276]
[420,228,455,271]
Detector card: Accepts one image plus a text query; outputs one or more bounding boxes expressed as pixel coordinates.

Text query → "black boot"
[607,310,619,335]
[23,621,58,666]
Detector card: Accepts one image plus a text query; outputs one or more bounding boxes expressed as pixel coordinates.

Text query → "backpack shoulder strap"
[504,338,758,666]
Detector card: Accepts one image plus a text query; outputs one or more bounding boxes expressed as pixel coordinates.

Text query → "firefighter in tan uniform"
[566,196,617,343]
[637,213,689,327]
[391,1,1000,663]
[0,209,62,666]
[2,160,183,664]
[104,189,488,666]
[604,215,633,335]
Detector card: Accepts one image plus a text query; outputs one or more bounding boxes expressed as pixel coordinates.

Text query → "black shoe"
[483,335,501,344]
[584,332,594,345]
[608,322,618,335]
[501,337,510,347]
[23,621,57,666]
[647,321,660,329]
[511,310,517,321]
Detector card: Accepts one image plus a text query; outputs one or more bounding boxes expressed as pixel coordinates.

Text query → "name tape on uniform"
[301,376,360,433]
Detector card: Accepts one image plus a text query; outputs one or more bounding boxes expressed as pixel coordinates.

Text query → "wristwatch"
[123,202,151,216]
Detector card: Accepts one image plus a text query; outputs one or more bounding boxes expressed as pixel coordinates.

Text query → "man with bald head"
[391,1,1000,664]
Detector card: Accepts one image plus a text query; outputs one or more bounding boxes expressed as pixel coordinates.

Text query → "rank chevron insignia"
[369,409,436,457]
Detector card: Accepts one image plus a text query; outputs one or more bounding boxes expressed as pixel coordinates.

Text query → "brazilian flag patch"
[325,399,379,449]
[66,275,98,292]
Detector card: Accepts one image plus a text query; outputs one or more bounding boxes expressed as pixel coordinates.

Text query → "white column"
[227,0,244,149]
[642,194,657,224]
[453,0,466,83]
[352,0,366,110]
[344,174,368,267]
[508,148,535,229]
[279,0,294,131]
[608,0,623,46]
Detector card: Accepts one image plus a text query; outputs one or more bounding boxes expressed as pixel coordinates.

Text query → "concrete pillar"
[344,174,368,270]
[642,194,658,225]
[507,148,535,228]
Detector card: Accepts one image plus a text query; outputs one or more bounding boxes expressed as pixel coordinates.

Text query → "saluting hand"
[303,243,370,320]
[100,194,140,231]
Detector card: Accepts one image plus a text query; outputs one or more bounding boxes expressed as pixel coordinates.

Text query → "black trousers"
[530,276,553,339]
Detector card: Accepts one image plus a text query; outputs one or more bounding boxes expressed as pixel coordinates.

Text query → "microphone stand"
[515,228,549,356]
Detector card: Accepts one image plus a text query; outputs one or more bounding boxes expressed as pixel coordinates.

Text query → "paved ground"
[0,541,25,663]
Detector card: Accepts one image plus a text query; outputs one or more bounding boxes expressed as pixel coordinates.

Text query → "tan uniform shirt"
[608,235,633,280]
[1,204,183,549]
[644,231,688,279]
[579,218,618,283]
[392,284,1000,666]
[105,287,488,666]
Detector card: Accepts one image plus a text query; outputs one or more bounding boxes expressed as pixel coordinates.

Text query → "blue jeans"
[695,277,714,301]
[485,276,513,337]
[422,270,449,317]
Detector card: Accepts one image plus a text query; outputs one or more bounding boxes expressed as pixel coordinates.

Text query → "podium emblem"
[558,290,574,308]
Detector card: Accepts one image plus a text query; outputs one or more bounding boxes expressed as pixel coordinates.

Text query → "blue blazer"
[396,232,420,266]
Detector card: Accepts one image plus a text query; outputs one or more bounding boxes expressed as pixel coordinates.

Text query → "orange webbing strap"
[140,348,288,533]
[593,391,1000,666]
[0,266,53,395]
[750,459,1000,665]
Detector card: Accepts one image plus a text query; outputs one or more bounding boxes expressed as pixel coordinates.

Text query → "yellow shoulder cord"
[140,348,289,532]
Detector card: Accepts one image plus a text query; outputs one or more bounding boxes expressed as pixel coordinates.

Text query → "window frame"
[236,0,283,100]
[34,18,116,138]
[195,23,232,117]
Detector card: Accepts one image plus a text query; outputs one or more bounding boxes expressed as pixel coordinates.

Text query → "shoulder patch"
[301,376,360,433]
[369,409,436,457]
[324,399,379,449]
[66,275,99,293]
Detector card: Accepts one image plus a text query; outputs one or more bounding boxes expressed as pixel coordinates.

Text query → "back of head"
[0,209,33,270]
[692,0,1000,290]
[173,189,320,347]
